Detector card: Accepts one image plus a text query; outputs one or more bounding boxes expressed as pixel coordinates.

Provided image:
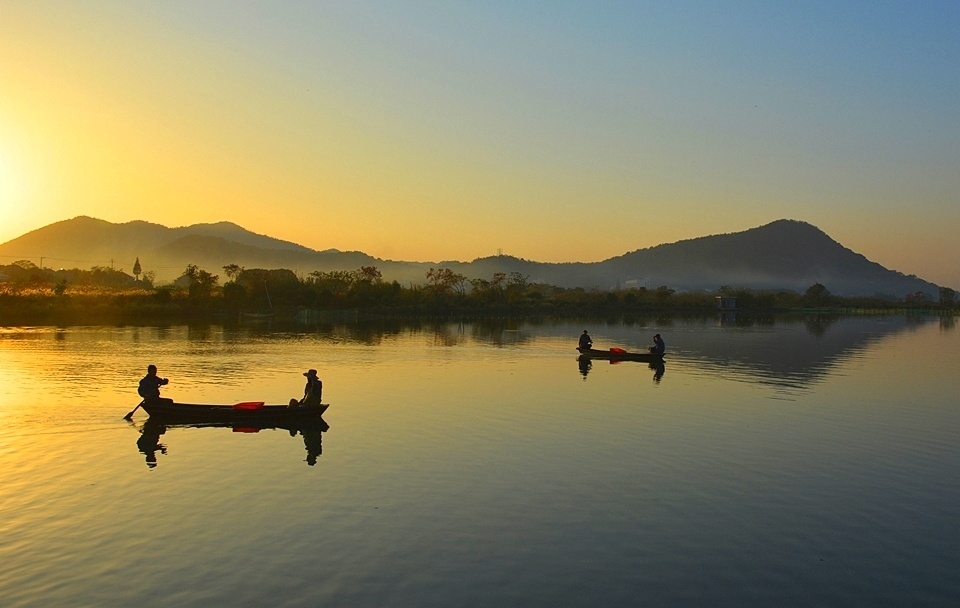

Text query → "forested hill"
[0,216,940,298]
[599,219,937,297]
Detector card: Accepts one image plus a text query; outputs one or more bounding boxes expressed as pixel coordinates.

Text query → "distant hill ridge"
[0,216,940,298]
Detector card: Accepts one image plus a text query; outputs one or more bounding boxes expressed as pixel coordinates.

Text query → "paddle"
[124,400,145,420]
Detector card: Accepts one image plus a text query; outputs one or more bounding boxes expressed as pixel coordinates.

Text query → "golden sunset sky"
[1,2,958,287]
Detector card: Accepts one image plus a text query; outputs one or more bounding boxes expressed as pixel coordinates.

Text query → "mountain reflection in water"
[563,314,932,396]
[669,315,920,393]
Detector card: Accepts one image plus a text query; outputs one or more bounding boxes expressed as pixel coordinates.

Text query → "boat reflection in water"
[134,415,330,467]
[577,354,665,383]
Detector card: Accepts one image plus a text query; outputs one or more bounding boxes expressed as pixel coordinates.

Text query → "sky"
[1,1,958,287]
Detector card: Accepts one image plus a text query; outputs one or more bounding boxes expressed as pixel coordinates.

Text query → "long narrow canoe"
[140,400,328,424]
[577,347,664,362]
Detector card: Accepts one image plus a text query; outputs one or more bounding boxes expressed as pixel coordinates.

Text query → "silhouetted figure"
[578,330,593,350]
[137,420,167,468]
[138,364,172,404]
[649,334,665,355]
[290,369,323,408]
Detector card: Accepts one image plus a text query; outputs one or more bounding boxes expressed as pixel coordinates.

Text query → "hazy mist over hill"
[0,216,941,298]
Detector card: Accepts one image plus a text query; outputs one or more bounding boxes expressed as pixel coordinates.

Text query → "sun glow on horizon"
[0,137,22,190]
[0,144,33,241]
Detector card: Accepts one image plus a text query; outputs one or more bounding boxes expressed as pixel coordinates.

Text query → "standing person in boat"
[578,330,593,351]
[138,364,172,403]
[649,334,665,355]
[290,369,323,408]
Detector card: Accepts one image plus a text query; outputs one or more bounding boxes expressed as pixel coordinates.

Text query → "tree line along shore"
[0,260,956,324]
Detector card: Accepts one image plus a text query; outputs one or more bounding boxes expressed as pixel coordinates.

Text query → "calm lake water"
[1,315,958,607]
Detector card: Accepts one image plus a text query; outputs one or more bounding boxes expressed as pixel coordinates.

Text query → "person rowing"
[138,364,172,403]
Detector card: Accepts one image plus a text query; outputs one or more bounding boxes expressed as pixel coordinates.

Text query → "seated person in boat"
[290,368,323,408]
[578,330,593,350]
[138,364,172,403]
[649,334,665,355]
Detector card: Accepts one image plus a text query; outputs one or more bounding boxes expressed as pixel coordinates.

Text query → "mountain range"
[0,216,940,298]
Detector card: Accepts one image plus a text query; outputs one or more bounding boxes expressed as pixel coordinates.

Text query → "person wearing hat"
[290,368,323,408]
[649,334,665,355]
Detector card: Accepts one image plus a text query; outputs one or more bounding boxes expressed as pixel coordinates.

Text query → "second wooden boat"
[577,347,664,362]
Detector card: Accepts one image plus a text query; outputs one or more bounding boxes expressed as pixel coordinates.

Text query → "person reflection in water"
[289,421,327,466]
[651,360,665,384]
[302,427,323,465]
[578,355,592,379]
[137,420,167,468]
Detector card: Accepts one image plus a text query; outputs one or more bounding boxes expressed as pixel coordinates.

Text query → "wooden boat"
[577,347,664,362]
[141,413,330,434]
[140,400,329,424]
